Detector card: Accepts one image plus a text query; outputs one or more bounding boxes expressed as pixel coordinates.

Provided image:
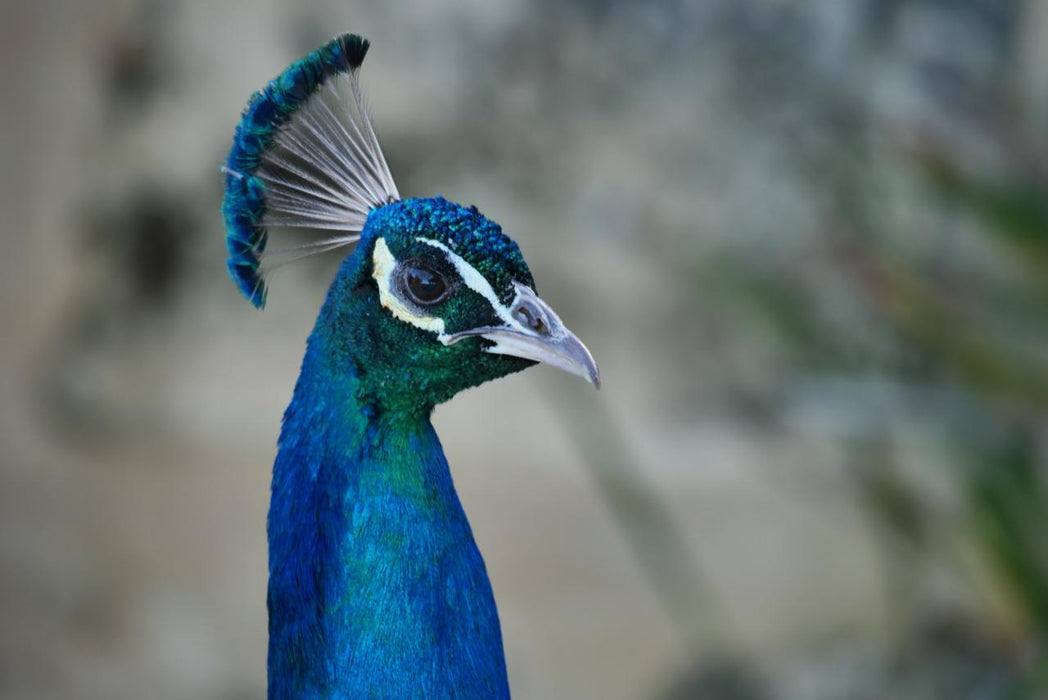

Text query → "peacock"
[221,34,599,698]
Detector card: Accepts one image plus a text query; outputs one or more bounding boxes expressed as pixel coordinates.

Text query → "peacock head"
[222,34,598,414]
[325,196,598,411]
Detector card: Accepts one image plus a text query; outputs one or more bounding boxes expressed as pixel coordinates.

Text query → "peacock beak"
[443,282,601,389]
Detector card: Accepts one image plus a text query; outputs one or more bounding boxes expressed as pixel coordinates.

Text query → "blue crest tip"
[221,33,370,308]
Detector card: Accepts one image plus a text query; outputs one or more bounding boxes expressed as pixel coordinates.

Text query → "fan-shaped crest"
[222,34,399,307]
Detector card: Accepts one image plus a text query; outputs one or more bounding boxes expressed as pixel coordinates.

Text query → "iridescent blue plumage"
[222,33,599,700]
[267,216,514,697]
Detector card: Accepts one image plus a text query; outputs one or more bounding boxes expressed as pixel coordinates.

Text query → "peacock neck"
[266,302,510,699]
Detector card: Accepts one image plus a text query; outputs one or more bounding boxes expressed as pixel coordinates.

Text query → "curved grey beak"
[443,282,601,389]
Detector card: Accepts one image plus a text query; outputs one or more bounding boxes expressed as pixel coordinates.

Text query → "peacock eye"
[403,265,448,305]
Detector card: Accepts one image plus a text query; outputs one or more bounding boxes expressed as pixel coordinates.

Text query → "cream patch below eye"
[372,238,446,335]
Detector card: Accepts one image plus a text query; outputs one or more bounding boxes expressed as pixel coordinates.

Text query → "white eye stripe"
[370,236,529,344]
[414,237,528,334]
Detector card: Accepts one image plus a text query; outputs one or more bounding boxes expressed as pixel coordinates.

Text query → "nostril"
[514,303,548,334]
[514,306,533,328]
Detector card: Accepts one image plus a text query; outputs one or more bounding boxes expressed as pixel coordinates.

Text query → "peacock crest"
[222,34,398,307]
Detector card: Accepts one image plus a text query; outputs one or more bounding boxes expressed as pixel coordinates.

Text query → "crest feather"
[222,33,399,307]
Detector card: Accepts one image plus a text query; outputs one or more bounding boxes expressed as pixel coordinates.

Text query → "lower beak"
[443,283,601,389]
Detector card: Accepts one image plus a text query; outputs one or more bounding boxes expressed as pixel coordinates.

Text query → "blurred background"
[3,0,1048,698]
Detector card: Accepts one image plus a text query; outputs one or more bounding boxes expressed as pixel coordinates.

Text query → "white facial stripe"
[414,237,529,337]
[371,238,446,335]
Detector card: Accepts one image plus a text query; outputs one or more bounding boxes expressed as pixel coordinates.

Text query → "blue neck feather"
[266,252,510,699]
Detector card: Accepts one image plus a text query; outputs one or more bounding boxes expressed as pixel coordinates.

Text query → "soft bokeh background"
[4,1,1048,698]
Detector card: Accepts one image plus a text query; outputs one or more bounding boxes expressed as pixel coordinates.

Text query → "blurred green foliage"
[564,101,1048,698]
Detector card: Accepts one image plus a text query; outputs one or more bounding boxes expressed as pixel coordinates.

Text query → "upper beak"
[443,282,601,389]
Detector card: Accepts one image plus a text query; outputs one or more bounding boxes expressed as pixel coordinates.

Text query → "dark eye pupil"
[406,267,446,303]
